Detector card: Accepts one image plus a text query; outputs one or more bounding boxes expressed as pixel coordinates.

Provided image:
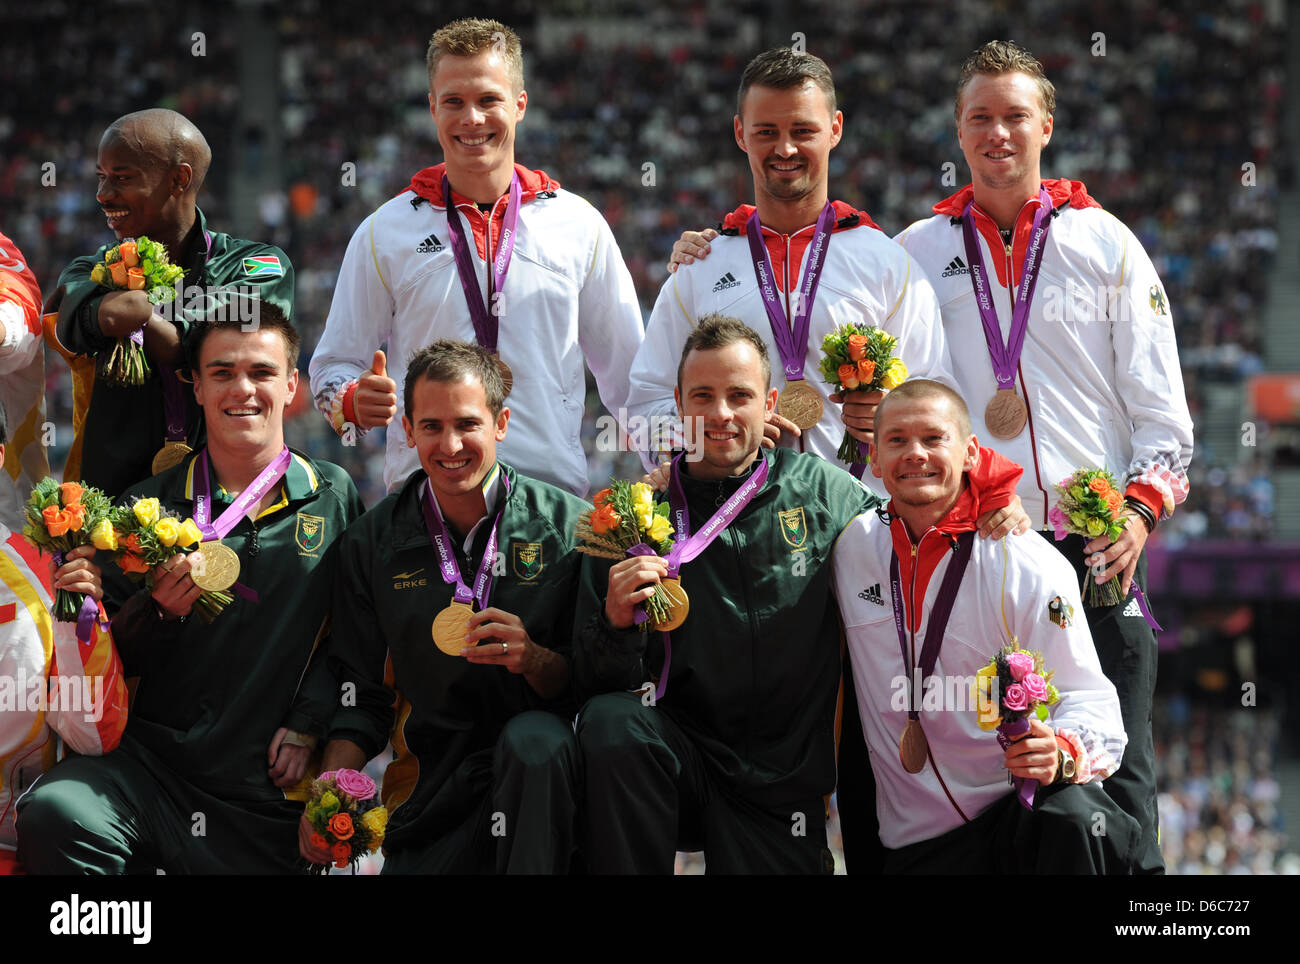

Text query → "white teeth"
[439,459,471,469]
[705,432,736,440]
[460,135,490,146]
[227,409,258,415]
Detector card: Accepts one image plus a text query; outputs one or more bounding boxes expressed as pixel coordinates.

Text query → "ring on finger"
[501,642,508,654]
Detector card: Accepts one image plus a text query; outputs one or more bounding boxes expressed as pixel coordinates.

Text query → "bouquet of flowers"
[88,237,185,386]
[304,768,388,873]
[817,323,908,464]
[21,478,114,622]
[1049,468,1128,607]
[974,644,1061,808]
[107,496,232,622]
[574,480,682,629]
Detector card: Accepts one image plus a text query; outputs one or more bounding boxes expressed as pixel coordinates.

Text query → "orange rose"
[591,503,622,535]
[593,488,612,507]
[846,334,868,361]
[118,553,150,575]
[328,812,355,841]
[108,259,129,287]
[64,503,86,532]
[837,363,860,390]
[1105,490,1123,513]
[856,359,877,384]
[59,482,83,506]
[331,841,351,868]
[1088,477,1110,495]
[118,240,139,267]
[310,832,328,850]
[126,266,147,291]
[41,505,71,537]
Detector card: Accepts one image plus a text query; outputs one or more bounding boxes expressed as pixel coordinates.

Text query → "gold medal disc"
[190,541,241,593]
[776,381,825,431]
[494,355,514,396]
[432,601,474,656]
[651,577,690,632]
[899,717,929,774]
[152,441,193,475]
[984,389,1028,440]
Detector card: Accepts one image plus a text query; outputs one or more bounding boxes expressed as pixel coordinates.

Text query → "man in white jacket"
[309,18,644,497]
[832,380,1136,873]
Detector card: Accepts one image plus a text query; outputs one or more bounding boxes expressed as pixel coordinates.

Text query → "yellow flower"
[154,517,180,547]
[1085,517,1106,537]
[630,483,654,510]
[132,497,161,526]
[90,518,118,551]
[362,807,387,851]
[177,518,204,548]
[635,504,654,531]
[880,358,908,391]
[647,514,673,543]
[974,664,1001,730]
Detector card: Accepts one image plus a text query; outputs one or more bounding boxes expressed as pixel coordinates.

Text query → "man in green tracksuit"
[300,341,589,874]
[50,108,293,496]
[17,313,363,874]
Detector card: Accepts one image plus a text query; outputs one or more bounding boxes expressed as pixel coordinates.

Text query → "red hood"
[887,446,1024,632]
[403,163,559,207]
[721,200,881,234]
[932,178,1099,217]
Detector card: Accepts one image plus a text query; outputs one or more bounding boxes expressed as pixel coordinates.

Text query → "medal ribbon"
[960,187,1053,391]
[888,531,975,722]
[443,172,521,355]
[159,366,187,442]
[745,203,836,385]
[418,470,512,609]
[51,550,109,645]
[194,446,292,541]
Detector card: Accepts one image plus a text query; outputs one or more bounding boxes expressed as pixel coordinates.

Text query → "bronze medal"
[984,389,1028,440]
[494,355,514,396]
[190,541,240,593]
[776,381,824,431]
[899,717,929,774]
[651,577,690,632]
[432,601,474,656]
[152,441,193,475]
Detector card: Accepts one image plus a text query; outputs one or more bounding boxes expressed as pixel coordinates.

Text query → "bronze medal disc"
[899,718,929,774]
[494,355,514,396]
[432,601,474,656]
[984,389,1028,440]
[152,441,193,475]
[191,541,241,593]
[776,381,825,431]
[651,577,690,632]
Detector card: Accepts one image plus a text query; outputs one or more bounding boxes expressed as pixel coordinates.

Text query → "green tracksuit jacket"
[323,464,592,855]
[575,448,880,809]
[54,208,294,496]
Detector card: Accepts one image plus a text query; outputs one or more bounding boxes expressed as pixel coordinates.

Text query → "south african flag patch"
[242,255,284,278]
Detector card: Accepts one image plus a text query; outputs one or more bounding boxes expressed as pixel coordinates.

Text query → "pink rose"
[317,770,338,783]
[1048,504,1068,541]
[1002,683,1029,712]
[1005,651,1035,682]
[334,768,377,801]
[1022,673,1049,703]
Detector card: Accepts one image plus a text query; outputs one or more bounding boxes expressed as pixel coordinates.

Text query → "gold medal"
[776,381,824,431]
[432,601,474,656]
[899,717,929,774]
[984,388,1028,440]
[651,577,690,632]
[494,355,514,396]
[190,541,240,593]
[151,441,193,475]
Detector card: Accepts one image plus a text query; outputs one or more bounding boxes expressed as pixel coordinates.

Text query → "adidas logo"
[1122,597,1142,618]
[940,255,969,278]
[712,271,741,292]
[416,233,444,253]
[858,582,885,606]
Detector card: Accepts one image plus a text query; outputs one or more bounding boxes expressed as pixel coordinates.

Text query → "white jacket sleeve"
[625,270,696,472]
[1107,217,1194,517]
[576,214,645,432]
[308,214,395,437]
[882,250,957,390]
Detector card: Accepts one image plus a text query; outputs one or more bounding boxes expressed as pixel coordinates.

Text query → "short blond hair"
[954,40,1056,120]
[427,18,524,94]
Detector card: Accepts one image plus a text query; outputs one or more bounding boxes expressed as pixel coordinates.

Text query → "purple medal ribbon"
[960,187,1053,392]
[51,550,107,646]
[640,454,770,700]
[159,365,187,442]
[1129,584,1163,631]
[193,446,293,602]
[745,203,836,389]
[418,470,512,612]
[443,173,521,356]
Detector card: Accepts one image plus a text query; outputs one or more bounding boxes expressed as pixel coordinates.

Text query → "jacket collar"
[719,199,882,235]
[931,178,1099,218]
[403,163,558,209]
[885,445,1023,550]
[392,462,517,552]
[182,447,321,508]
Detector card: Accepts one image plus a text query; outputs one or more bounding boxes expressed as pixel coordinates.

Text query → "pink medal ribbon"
[418,470,511,610]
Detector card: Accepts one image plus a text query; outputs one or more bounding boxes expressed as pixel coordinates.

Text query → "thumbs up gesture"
[355,349,398,428]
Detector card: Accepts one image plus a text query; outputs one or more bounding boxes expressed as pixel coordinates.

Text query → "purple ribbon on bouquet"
[995,716,1038,810]
[51,550,108,645]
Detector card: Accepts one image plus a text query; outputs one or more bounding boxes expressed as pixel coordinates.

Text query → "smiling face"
[95,132,188,240]
[674,340,775,481]
[402,372,509,505]
[956,70,1053,198]
[734,81,842,212]
[193,327,297,462]
[429,49,526,189]
[871,393,979,525]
